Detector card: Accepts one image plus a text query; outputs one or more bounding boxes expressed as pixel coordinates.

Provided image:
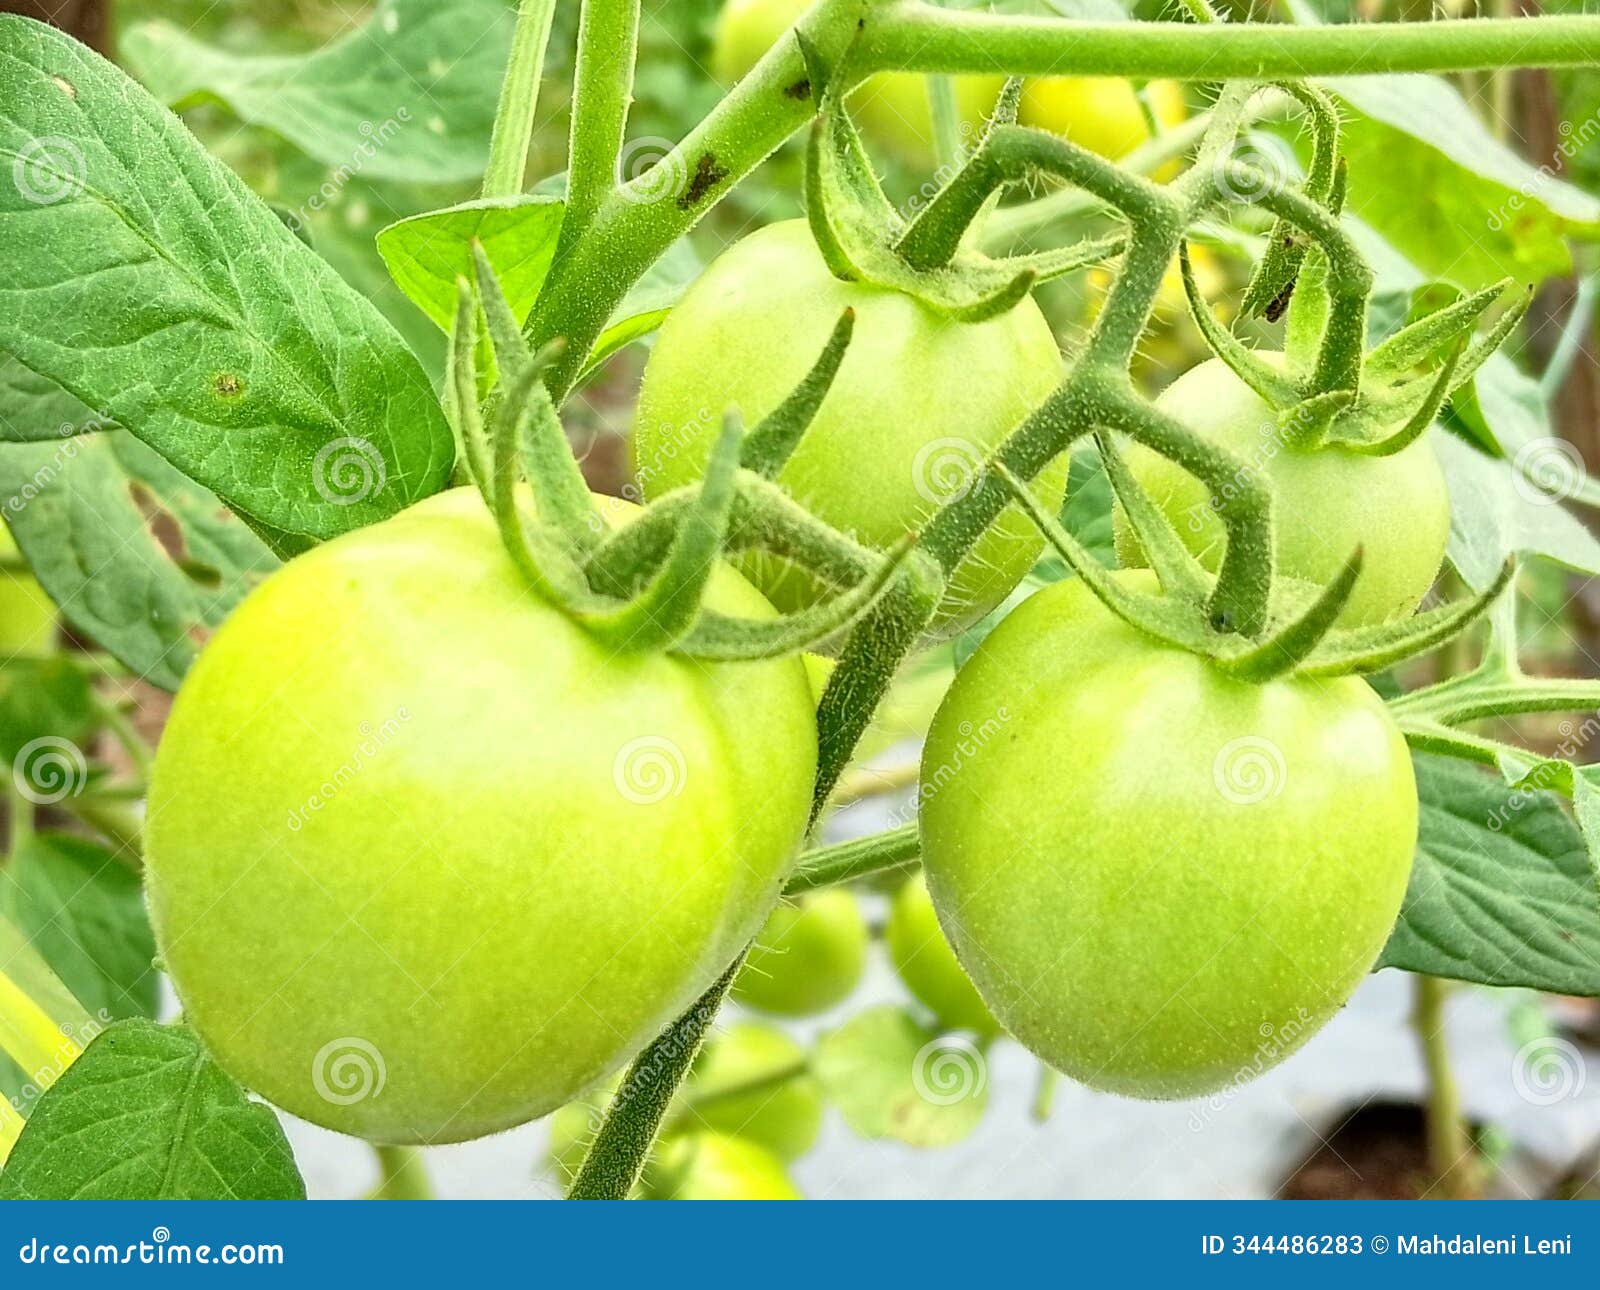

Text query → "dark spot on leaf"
[213,372,244,398]
[677,153,729,210]
[1264,280,1296,323]
[128,482,191,568]
[784,78,811,100]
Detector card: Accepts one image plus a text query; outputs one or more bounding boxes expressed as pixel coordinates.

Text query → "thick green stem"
[1412,974,1482,1199]
[560,0,641,254]
[482,0,558,198]
[860,7,1600,77]
[369,1145,434,1200]
[568,958,739,1200]
[527,7,1600,398]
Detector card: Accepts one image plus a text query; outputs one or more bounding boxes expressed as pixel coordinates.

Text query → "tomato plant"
[920,573,1418,1096]
[633,218,1067,633]
[1117,355,1452,626]
[733,887,869,1017]
[1,0,1600,1210]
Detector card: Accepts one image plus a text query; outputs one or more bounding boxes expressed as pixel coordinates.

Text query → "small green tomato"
[733,887,868,1017]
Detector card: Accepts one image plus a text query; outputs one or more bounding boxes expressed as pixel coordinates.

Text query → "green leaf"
[1288,2,1600,289]
[0,1020,305,1199]
[1432,429,1600,591]
[1,834,157,1023]
[1378,754,1600,996]
[377,196,565,333]
[0,16,454,540]
[0,431,278,691]
[122,0,515,186]
[811,1005,988,1147]
[0,354,106,443]
[0,656,94,770]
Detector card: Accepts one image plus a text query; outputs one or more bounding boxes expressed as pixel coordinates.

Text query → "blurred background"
[5,0,1600,1199]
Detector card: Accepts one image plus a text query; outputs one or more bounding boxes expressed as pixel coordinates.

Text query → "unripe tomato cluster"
[137,3,1442,1172]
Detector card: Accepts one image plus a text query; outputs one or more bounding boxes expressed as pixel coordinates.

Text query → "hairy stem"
[482,0,558,198]
[560,0,641,253]
[784,824,921,894]
[568,958,740,1200]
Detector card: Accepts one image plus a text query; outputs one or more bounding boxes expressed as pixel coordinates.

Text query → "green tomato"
[885,873,997,1037]
[633,220,1067,634]
[1115,355,1450,626]
[547,1022,820,1187]
[919,572,1418,1099]
[732,887,868,1017]
[642,1132,802,1200]
[1018,77,1186,163]
[0,520,55,655]
[146,488,817,1144]
[677,1022,822,1161]
[711,0,1001,164]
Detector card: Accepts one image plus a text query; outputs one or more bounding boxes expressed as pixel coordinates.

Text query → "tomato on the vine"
[678,1022,822,1159]
[642,1132,802,1200]
[633,219,1067,633]
[1116,356,1451,626]
[733,887,868,1017]
[1018,77,1187,163]
[918,573,1418,1099]
[711,0,1001,163]
[886,873,998,1037]
[0,520,55,655]
[145,488,817,1144]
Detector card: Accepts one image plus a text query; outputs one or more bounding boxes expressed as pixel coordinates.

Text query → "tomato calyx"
[1181,85,1530,456]
[996,444,1511,682]
[796,40,1126,321]
[443,243,944,660]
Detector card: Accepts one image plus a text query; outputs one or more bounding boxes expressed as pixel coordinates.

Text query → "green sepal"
[1179,245,1300,407]
[579,413,745,652]
[1095,432,1211,602]
[447,277,490,487]
[1296,560,1515,678]
[994,463,1216,655]
[1367,279,1514,379]
[1332,343,1462,457]
[675,533,938,661]
[742,308,855,479]
[1213,548,1364,681]
[470,241,598,549]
